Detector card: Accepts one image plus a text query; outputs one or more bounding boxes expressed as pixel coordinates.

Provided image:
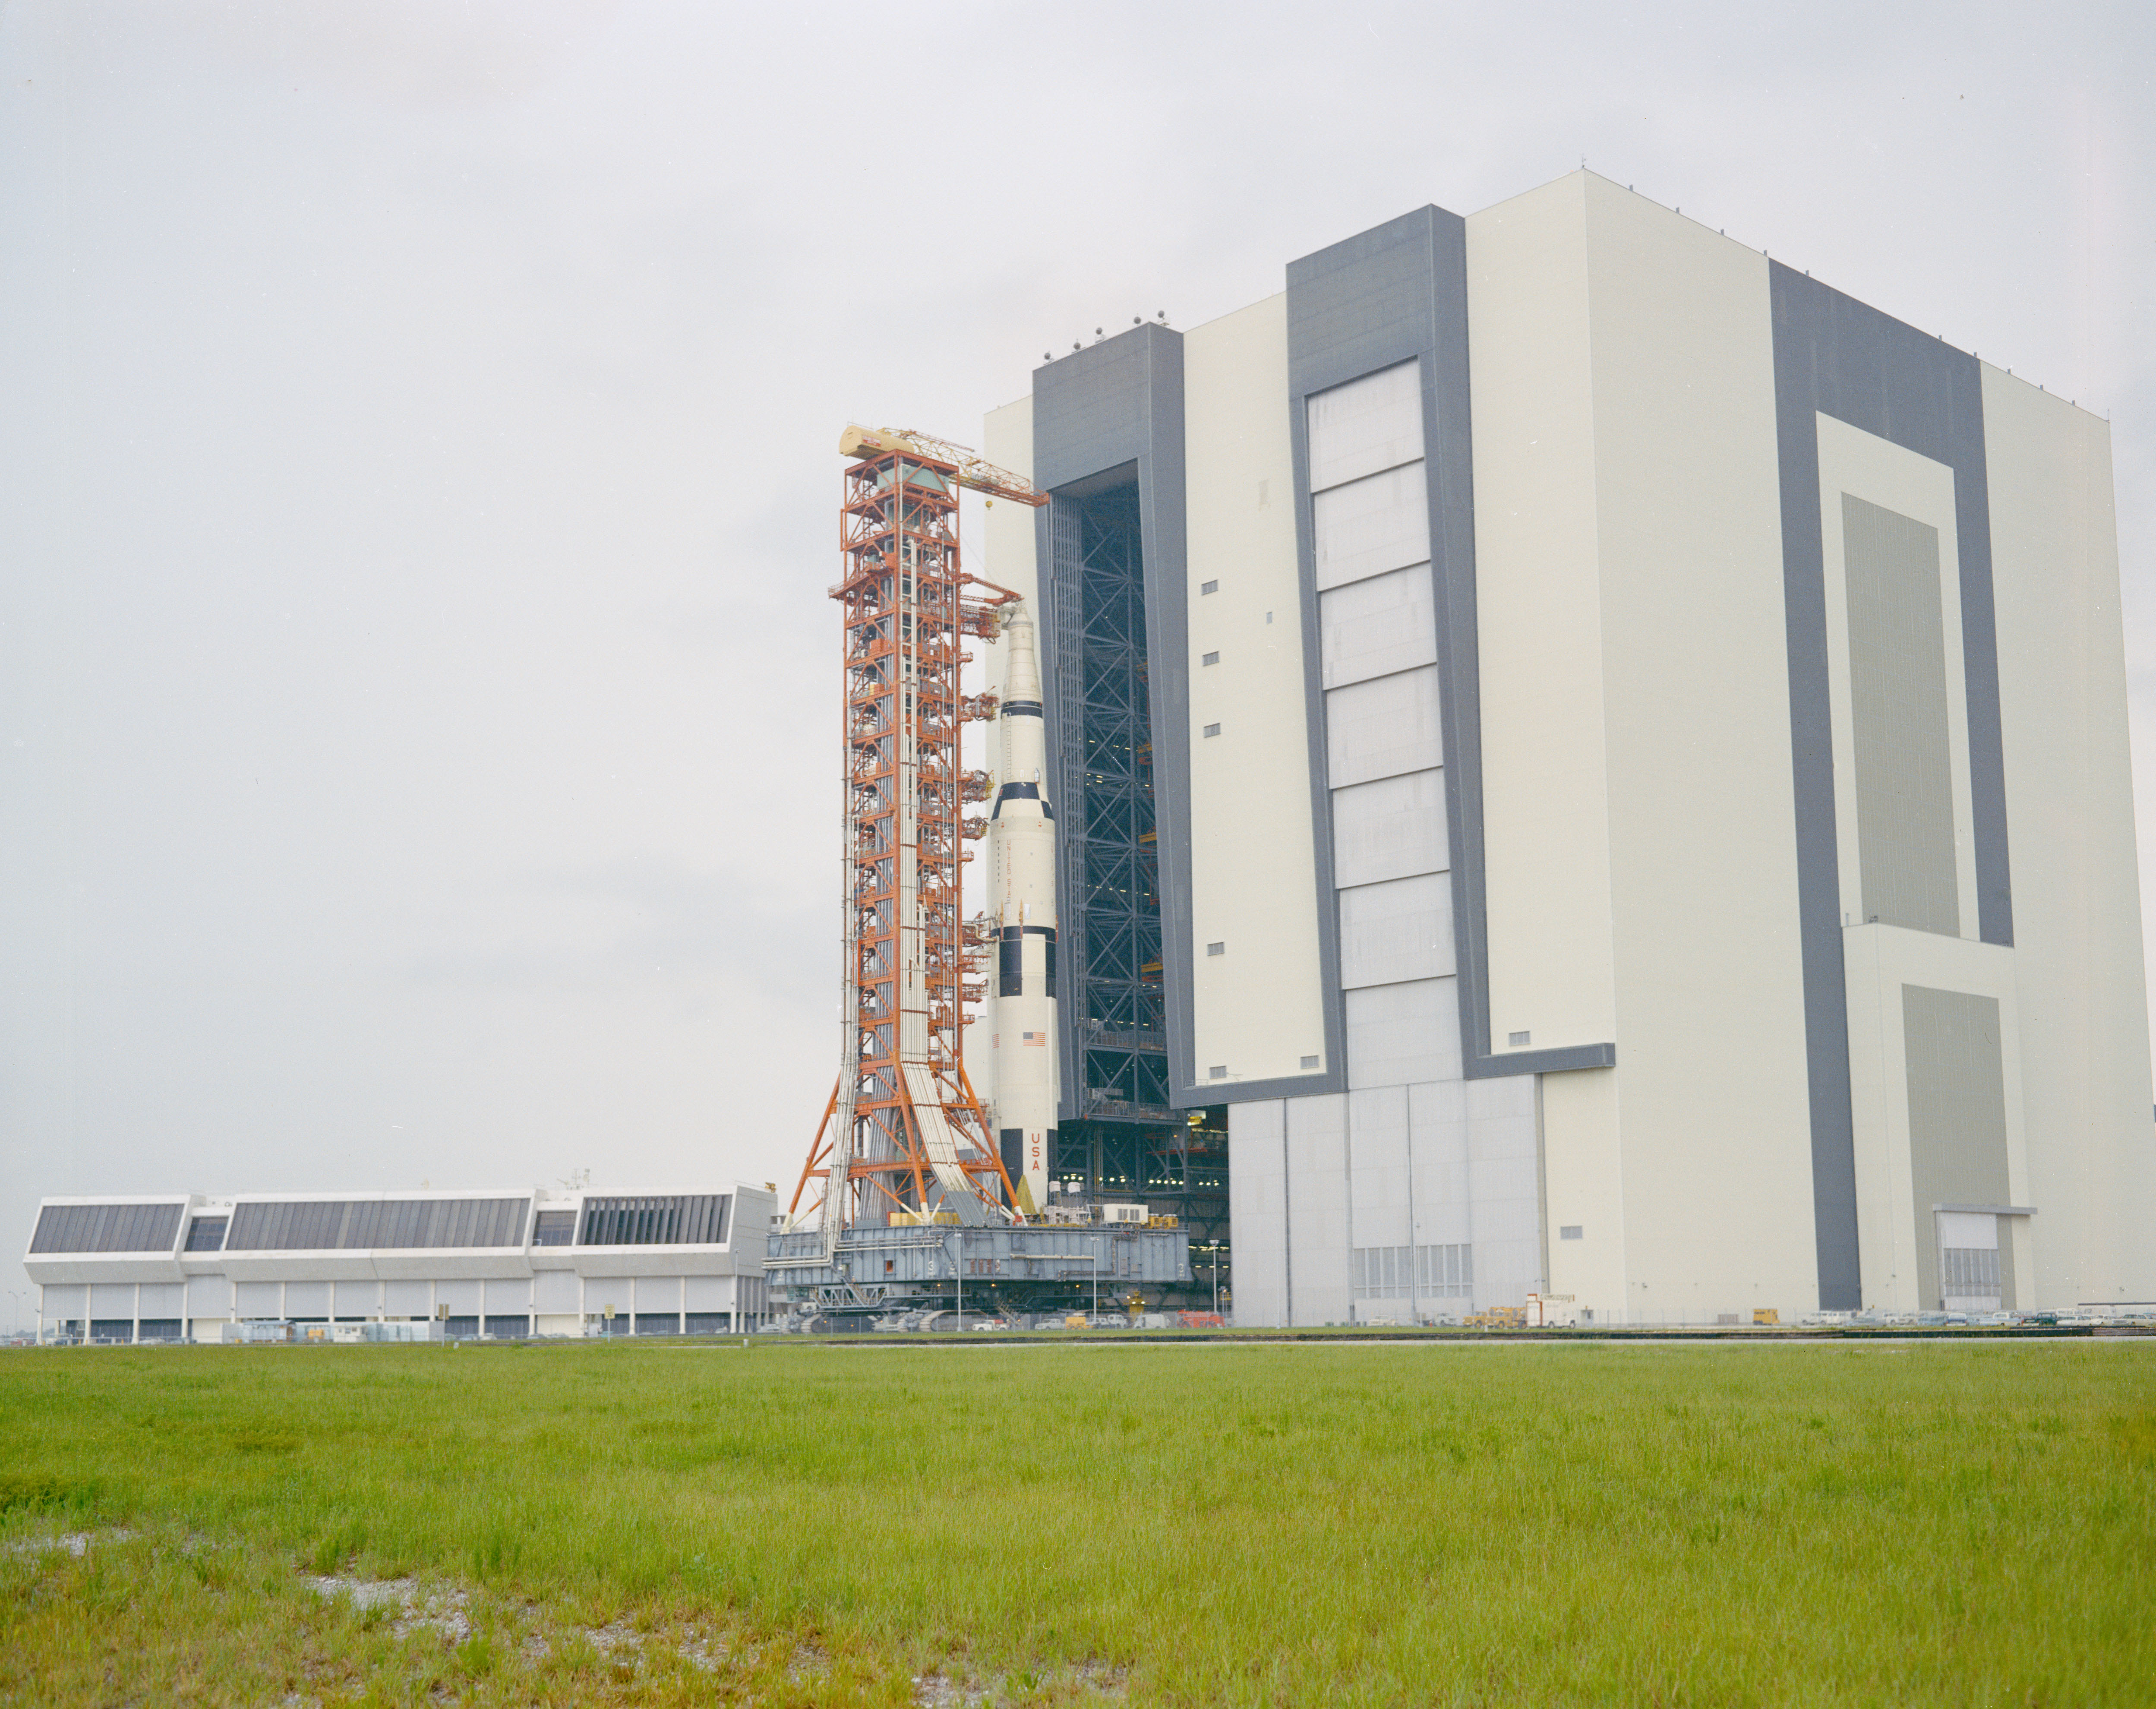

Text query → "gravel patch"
[914,1669,996,1706]
[303,1575,470,1642]
[910,1658,1127,1705]
[909,1664,1130,1698]
[305,1574,416,1612]
[5,1528,134,1558]
[1071,1659,1130,1699]
[584,1618,644,1656]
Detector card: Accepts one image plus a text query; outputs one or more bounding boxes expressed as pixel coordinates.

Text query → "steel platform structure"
[765,1223,1189,1320]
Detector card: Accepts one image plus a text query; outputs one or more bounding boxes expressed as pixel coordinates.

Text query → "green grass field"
[2,1339,2152,1706]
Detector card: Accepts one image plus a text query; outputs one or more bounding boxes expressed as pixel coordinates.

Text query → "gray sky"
[3,1,2152,1289]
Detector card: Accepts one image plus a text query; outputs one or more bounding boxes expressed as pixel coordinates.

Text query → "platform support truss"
[793,449,1019,1253]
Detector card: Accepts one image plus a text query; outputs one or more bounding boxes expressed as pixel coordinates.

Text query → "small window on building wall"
[1301,1055,1320,1070]
[531,1210,575,1248]
[1202,651,1219,666]
[1206,942,1225,956]
[1508,1030,1531,1047]
[1201,579,1219,595]
[1560,1226,1583,1241]
[1203,723,1221,738]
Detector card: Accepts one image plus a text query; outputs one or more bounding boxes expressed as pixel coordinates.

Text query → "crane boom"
[837,424,1048,508]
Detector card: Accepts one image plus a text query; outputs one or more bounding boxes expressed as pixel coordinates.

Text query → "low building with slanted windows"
[22,1184,776,1343]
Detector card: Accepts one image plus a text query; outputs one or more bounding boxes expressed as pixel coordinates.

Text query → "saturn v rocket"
[987,600,1057,1216]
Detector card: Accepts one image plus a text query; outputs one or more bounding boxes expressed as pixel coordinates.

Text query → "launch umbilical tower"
[789,427,1045,1253]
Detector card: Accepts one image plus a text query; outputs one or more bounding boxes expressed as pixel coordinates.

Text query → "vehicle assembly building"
[24,1185,775,1343]
[948,168,2155,1326]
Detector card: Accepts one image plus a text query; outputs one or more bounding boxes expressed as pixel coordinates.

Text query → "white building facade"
[974,171,2156,1325]
[25,1185,775,1343]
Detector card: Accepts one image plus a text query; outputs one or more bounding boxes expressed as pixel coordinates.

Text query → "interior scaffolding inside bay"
[1067,482,1166,1109]
[1042,476,1230,1271]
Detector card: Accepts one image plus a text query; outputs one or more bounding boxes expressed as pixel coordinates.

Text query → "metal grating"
[1940,1246,2000,1299]
[1352,1242,1472,1301]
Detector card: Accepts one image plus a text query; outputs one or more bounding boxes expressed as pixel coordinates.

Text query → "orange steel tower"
[791,427,1045,1254]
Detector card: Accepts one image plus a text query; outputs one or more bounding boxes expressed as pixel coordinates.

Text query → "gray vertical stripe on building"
[1901,985,2014,1310]
[1284,206,1614,1082]
[1768,262,2011,1311]
[1843,495,1960,934]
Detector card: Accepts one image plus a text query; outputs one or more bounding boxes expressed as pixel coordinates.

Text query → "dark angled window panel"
[223,1198,530,1251]
[30,1202,184,1254]
[577,1195,732,1248]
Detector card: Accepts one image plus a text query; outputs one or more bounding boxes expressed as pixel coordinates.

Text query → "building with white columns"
[24,1184,774,1343]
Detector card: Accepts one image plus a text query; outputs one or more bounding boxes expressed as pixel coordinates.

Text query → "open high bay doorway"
[1042,471,1229,1288]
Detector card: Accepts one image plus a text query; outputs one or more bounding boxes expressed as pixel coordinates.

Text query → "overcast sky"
[3,1,2152,1293]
